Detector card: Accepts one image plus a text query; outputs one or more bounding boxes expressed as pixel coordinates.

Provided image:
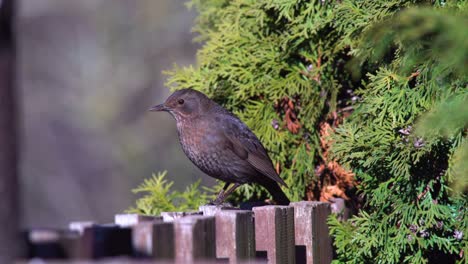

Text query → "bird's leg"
[213,183,241,205]
[211,182,231,205]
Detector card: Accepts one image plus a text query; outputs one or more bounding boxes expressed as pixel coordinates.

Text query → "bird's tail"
[262,179,290,205]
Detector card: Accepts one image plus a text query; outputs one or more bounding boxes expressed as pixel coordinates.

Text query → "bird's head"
[149,88,210,121]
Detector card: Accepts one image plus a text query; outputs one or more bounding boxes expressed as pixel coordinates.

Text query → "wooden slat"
[199,205,234,216]
[26,229,69,259]
[69,221,95,235]
[291,201,333,264]
[161,211,202,222]
[132,221,174,260]
[76,224,133,259]
[215,210,255,263]
[174,216,216,262]
[114,214,160,227]
[253,206,295,264]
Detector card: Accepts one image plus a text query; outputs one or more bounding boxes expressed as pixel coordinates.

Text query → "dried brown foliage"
[275,97,301,134]
[307,120,356,202]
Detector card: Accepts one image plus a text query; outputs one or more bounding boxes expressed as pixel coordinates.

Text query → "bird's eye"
[178,99,185,105]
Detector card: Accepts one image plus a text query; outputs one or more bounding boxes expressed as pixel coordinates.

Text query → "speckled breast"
[176,120,252,184]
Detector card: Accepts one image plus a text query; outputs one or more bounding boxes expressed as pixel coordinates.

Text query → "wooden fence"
[24,200,348,263]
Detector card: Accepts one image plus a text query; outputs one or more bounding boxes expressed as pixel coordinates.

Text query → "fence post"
[216,210,256,262]
[200,205,256,262]
[253,205,295,264]
[161,211,202,222]
[131,221,175,259]
[114,214,159,227]
[69,221,95,235]
[174,215,216,263]
[74,224,133,259]
[291,201,333,264]
[199,205,231,216]
[26,229,67,259]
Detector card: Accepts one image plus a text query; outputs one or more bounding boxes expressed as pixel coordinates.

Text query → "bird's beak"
[148,103,168,112]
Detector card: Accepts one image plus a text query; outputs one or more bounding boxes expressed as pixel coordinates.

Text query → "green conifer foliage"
[127,171,217,215]
[165,0,409,201]
[329,5,467,264]
[132,0,466,262]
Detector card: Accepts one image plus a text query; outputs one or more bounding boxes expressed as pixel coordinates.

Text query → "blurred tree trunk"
[0,0,20,262]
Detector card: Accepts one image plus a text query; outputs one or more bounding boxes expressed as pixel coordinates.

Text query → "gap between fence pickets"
[24,199,346,263]
[199,205,256,262]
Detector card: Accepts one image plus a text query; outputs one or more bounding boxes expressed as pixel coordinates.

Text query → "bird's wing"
[222,116,287,187]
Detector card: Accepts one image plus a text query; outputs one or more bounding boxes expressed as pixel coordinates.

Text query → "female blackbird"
[149,89,290,205]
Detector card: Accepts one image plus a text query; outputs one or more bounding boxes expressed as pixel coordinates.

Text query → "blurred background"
[17,0,213,228]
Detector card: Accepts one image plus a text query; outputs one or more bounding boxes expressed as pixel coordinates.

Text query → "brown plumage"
[149,88,290,205]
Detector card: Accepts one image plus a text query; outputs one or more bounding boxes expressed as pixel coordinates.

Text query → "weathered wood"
[215,210,255,263]
[291,201,333,264]
[69,221,95,235]
[77,224,133,259]
[17,258,267,264]
[26,225,133,260]
[161,211,202,222]
[199,205,235,216]
[26,203,336,263]
[131,222,153,258]
[114,214,160,227]
[26,229,67,259]
[132,221,175,259]
[253,206,295,264]
[174,215,216,263]
[26,228,89,259]
[151,221,175,260]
